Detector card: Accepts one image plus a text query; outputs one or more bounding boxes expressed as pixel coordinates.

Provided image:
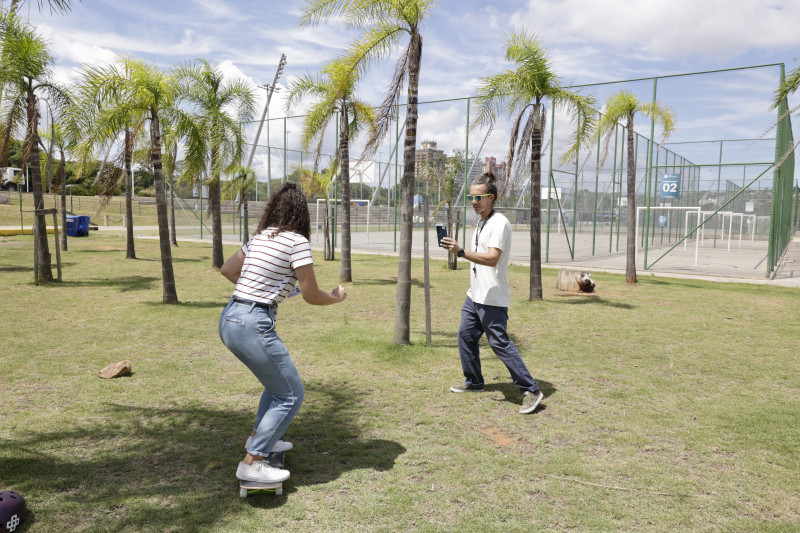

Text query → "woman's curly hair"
[256,183,311,239]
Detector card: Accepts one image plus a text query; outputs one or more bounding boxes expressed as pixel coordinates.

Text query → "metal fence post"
[643,77,659,269]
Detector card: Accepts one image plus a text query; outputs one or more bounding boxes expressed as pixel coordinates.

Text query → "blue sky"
[15,0,800,186]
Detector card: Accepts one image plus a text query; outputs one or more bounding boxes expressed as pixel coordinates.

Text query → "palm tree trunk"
[209,145,224,269]
[28,93,52,283]
[529,105,544,301]
[339,104,352,283]
[394,32,422,345]
[59,150,67,251]
[242,195,249,243]
[124,130,135,259]
[625,112,637,283]
[168,143,178,247]
[45,122,54,193]
[150,110,178,304]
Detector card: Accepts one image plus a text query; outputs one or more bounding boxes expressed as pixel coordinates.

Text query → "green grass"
[1,233,799,532]
[0,192,164,228]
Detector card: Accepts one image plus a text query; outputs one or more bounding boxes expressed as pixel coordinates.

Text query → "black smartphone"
[436,225,447,246]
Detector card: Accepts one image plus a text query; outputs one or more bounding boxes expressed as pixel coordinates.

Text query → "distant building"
[482,156,506,178]
[415,140,446,168]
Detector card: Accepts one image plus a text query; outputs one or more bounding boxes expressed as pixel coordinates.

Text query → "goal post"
[636,206,701,265]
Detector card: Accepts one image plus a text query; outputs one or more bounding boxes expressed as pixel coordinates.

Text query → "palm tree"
[8,0,78,14]
[0,12,69,282]
[301,0,434,344]
[285,58,375,281]
[594,90,674,284]
[419,152,463,269]
[70,60,148,260]
[773,63,800,111]
[221,165,256,244]
[78,57,179,303]
[172,59,256,269]
[472,30,596,301]
[296,164,337,260]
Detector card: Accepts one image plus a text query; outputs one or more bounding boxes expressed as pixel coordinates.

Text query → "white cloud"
[38,25,216,61]
[191,0,250,23]
[515,0,800,62]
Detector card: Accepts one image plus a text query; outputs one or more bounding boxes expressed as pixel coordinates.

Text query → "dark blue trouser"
[457,296,539,393]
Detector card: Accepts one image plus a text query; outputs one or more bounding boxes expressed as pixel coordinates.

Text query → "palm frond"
[360,42,409,160]
[299,0,390,29]
[638,100,676,147]
[285,72,331,114]
[347,98,375,142]
[553,88,597,165]
[471,71,519,129]
[772,63,800,110]
[298,0,352,27]
[340,20,406,82]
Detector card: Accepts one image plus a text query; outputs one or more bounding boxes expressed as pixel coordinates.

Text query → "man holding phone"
[439,172,544,414]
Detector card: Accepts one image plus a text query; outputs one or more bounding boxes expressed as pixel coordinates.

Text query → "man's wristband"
[457,249,465,258]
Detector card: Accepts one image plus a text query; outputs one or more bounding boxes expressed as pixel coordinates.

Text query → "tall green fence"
[226,64,797,279]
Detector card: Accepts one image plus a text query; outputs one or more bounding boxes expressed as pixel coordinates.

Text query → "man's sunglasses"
[467,193,493,202]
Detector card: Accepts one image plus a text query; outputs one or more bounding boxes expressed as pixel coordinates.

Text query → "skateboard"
[239,452,286,498]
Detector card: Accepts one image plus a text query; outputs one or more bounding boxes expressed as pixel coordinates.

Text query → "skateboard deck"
[239,452,286,498]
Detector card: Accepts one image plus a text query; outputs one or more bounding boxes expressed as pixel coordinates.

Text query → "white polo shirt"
[467,211,512,307]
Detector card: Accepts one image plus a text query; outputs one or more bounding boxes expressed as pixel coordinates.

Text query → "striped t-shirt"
[232,228,313,306]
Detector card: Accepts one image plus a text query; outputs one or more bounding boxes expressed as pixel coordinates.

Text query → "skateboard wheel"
[239,488,248,498]
[275,486,282,496]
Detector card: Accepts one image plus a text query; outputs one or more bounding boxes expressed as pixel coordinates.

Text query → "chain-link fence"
[536,64,796,279]
[45,64,790,280]
[229,64,796,279]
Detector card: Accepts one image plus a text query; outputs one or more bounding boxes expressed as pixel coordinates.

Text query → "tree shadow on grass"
[61,276,160,292]
[356,278,425,288]
[139,300,225,310]
[0,266,31,272]
[550,295,635,309]
[0,381,405,529]
[72,248,126,254]
[171,256,210,264]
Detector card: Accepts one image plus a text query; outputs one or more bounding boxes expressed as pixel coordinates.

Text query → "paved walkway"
[773,232,800,283]
[116,225,800,288]
[5,224,799,288]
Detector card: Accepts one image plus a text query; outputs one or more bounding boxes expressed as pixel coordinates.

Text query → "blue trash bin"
[76,215,90,236]
[66,215,79,237]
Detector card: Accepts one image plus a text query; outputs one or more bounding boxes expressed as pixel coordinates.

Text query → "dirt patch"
[482,427,515,448]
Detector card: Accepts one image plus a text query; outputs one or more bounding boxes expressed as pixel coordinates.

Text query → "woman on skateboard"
[219,183,347,485]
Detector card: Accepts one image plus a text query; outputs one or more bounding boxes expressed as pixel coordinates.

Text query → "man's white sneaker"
[236,460,290,483]
[245,436,293,453]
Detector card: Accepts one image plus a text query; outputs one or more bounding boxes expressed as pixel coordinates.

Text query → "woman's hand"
[332,285,347,301]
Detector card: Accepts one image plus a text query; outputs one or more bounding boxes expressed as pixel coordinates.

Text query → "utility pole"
[246,54,287,201]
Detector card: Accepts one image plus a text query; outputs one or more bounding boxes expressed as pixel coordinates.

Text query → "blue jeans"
[219,298,304,456]
[457,296,539,393]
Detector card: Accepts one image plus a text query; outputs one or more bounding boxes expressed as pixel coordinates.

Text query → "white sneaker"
[519,390,544,414]
[245,436,293,453]
[236,460,290,483]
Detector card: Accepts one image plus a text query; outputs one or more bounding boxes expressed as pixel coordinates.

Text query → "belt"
[233,297,275,309]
